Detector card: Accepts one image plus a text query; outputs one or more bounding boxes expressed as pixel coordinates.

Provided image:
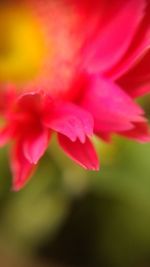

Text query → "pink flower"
[0,0,150,190]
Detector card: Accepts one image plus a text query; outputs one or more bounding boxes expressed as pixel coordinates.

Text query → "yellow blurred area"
[0,6,46,84]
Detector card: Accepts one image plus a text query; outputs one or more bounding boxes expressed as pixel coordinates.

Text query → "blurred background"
[0,95,150,267]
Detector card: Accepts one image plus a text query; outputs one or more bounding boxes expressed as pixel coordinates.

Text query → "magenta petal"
[120,122,150,143]
[17,92,43,113]
[117,50,150,97]
[121,50,150,84]
[10,142,35,191]
[0,126,11,147]
[127,84,150,98]
[58,134,99,170]
[23,129,50,164]
[107,2,150,79]
[0,85,16,114]
[96,131,112,143]
[44,102,94,143]
[83,0,146,73]
[81,76,145,133]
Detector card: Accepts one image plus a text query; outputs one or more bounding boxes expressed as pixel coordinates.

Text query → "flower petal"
[83,0,146,73]
[23,129,50,164]
[0,85,16,114]
[117,50,150,97]
[10,142,35,191]
[81,76,145,133]
[0,126,12,146]
[107,2,150,79]
[58,134,99,170]
[119,121,150,142]
[96,131,112,142]
[126,84,150,98]
[44,102,94,143]
[17,92,43,113]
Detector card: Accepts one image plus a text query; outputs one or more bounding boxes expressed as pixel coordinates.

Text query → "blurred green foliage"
[0,134,150,267]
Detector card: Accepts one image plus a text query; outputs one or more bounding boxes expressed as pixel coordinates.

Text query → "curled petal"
[58,134,99,170]
[44,102,94,143]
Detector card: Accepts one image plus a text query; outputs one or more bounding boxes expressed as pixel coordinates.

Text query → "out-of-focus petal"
[0,85,16,114]
[81,76,145,132]
[17,92,43,113]
[44,102,93,143]
[58,134,99,170]
[126,84,150,98]
[23,129,50,164]
[82,0,146,73]
[119,121,150,142]
[10,142,35,191]
[0,126,12,146]
[96,131,112,142]
[107,2,150,79]
[117,50,150,97]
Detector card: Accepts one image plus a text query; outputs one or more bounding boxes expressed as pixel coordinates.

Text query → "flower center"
[0,5,46,84]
